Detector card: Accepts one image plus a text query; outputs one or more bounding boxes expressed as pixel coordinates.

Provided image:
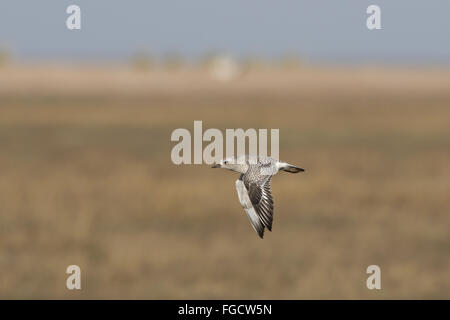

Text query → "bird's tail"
[278,162,305,173]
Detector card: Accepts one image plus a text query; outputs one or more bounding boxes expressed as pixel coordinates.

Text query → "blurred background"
[0,0,449,299]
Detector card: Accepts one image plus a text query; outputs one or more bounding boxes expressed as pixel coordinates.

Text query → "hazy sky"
[0,0,449,64]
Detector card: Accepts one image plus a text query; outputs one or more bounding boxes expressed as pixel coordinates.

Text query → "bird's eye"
[224,160,228,164]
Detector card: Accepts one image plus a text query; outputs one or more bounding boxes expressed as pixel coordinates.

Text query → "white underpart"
[235,179,263,235]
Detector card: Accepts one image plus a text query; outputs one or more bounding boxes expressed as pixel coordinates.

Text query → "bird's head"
[211,157,248,173]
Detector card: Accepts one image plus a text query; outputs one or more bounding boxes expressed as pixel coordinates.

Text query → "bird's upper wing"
[246,176,274,232]
[235,178,265,238]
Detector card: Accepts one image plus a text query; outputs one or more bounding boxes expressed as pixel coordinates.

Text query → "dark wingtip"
[289,166,304,173]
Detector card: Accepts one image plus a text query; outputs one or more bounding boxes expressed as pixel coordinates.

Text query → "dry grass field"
[0,65,449,299]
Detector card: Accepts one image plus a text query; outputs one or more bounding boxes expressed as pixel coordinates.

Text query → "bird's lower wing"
[235,179,265,238]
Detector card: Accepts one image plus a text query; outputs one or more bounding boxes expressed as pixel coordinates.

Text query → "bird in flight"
[212,155,304,238]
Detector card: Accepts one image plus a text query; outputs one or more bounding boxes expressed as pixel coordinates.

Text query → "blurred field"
[0,65,449,299]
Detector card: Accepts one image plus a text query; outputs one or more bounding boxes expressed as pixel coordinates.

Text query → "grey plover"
[212,155,304,238]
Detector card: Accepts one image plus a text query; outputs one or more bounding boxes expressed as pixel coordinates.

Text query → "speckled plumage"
[213,155,304,238]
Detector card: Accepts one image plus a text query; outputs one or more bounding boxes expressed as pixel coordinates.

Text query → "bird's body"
[212,155,304,238]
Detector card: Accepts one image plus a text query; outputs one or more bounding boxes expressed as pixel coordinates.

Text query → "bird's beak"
[211,164,221,168]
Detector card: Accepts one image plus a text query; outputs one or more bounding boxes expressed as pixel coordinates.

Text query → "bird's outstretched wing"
[246,176,274,232]
[235,179,265,238]
[235,175,274,238]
